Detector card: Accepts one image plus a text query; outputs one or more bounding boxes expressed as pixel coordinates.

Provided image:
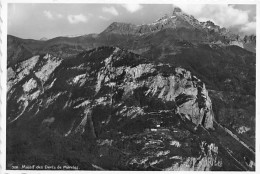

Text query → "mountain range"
[7,7,256,171]
[7,7,256,66]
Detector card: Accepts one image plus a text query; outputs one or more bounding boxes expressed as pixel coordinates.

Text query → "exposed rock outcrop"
[7,47,214,130]
[7,47,254,170]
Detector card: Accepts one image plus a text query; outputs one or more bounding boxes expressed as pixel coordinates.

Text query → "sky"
[7,3,256,40]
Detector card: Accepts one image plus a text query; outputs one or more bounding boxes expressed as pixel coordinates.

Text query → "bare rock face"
[6,47,254,170]
[7,47,214,130]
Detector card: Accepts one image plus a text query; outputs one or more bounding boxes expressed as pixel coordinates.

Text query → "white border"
[0,0,259,174]
[0,0,259,4]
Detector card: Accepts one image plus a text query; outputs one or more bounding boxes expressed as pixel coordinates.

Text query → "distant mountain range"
[7,7,256,171]
[7,7,255,66]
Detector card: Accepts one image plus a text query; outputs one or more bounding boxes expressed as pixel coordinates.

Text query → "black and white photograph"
[0,0,258,172]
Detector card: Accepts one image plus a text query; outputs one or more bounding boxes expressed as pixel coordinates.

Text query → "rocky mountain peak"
[40,37,48,41]
[173,7,182,13]
[102,22,137,34]
[100,6,255,51]
[200,20,221,32]
[201,20,216,28]
[155,14,170,22]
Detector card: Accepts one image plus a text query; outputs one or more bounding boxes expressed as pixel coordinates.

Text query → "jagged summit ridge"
[102,8,202,35]
[101,7,251,48]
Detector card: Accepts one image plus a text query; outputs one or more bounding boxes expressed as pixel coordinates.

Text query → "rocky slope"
[7,47,255,170]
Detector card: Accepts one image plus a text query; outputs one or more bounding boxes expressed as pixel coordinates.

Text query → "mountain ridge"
[7,8,256,66]
[101,7,253,47]
[6,6,256,171]
[7,47,255,170]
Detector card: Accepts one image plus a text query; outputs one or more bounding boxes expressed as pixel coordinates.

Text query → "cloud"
[57,14,63,18]
[173,4,255,35]
[67,14,88,24]
[43,10,63,19]
[240,22,256,35]
[173,4,249,27]
[99,15,109,21]
[121,4,143,13]
[102,6,119,16]
[43,10,54,19]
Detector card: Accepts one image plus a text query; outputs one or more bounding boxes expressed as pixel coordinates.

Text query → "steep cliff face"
[7,47,255,170]
[7,47,214,131]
